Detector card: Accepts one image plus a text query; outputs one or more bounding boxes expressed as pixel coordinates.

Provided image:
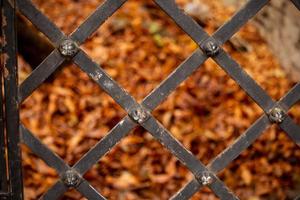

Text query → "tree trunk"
[254,0,300,82]
[222,0,300,82]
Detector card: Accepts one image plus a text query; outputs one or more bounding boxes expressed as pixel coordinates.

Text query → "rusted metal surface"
[1,0,23,200]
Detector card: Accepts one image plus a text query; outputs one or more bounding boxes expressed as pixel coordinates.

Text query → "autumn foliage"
[19,0,300,199]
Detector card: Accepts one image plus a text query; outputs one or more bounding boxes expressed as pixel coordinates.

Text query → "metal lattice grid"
[1,0,300,199]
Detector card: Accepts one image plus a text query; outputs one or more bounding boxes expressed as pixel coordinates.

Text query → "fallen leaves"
[19,0,300,199]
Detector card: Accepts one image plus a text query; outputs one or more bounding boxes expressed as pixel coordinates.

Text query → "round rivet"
[200,172,213,186]
[129,107,149,124]
[62,170,80,188]
[268,106,286,123]
[59,39,78,57]
[203,40,220,57]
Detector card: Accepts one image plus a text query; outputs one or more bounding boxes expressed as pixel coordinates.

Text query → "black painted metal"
[0,50,8,198]
[1,0,300,199]
[0,0,8,194]
[2,1,23,200]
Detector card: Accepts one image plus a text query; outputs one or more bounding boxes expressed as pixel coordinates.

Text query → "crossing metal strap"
[2,0,300,199]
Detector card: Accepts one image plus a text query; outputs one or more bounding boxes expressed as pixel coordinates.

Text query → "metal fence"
[1,0,300,199]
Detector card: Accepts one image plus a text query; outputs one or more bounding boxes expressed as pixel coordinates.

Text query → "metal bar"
[171,117,269,199]
[213,0,269,44]
[208,115,270,173]
[171,179,199,200]
[66,48,207,176]
[141,116,239,199]
[20,125,69,173]
[73,47,207,176]
[39,181,67,200]
[172,82,300,198]
[291,0,300,10]
[213,49,275,112]
[17,0,128,104]
[73,116,135,174]
[73,50,137,112]
[2,0,23,199]
[145,0,272,116]
[278,117,300,146]
[18,50,65,103]
[13,0,300,199]
[15,0,140,198]
[0,0,8,192]
[45,48,239,198]
[0,63,7,193]
[144,117,207,175]
[213,50,300,145]
[154,0,274,111]
[142,49,207,110]
[153,0,209,45]
[16,0,65,46]
[20,125,106,200]
[76,180,107,200]
[280,83,300,108]
[70,0,127,44]
[154,0,267,47]
[74,49,239,198]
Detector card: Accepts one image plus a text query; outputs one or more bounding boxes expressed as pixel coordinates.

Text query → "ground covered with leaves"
[19,0,300,199]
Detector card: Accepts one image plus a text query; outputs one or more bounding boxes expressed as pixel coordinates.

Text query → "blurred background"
[17,0,300,199]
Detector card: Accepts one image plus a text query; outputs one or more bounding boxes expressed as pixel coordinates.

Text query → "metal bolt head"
[62,170,80,188]
[203,40,220,57]
[268,106,286,123]
[129,107,149,124]
[59,39,78,57]
[196,171,213,186]
[200,173,213,186]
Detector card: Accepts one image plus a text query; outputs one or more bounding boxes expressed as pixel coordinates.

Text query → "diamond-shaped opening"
[175,0,248,35]
[83,130,191,199]
[81,0,196,102]
[217,126,300,200]
[20,63,126,165]
[153,58,263,165]
[31,0,102,35]
[17,16,55,82]
[22,144,59,200]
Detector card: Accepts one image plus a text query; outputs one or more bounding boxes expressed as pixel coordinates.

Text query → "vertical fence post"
[0,42,8,196]
[2,0,23,199]
[0,0,8,194]
[0,0,9,197]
